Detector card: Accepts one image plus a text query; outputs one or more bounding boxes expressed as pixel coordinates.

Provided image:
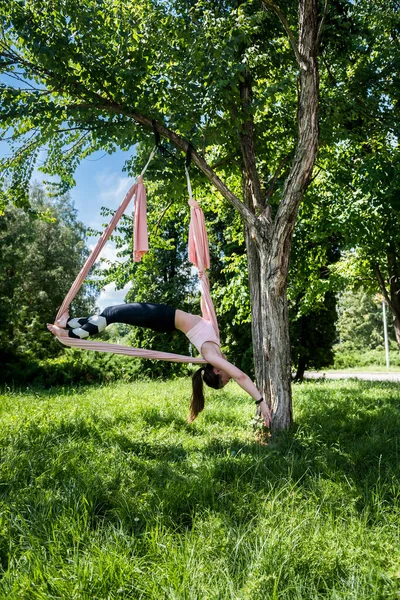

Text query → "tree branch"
[1,40,259,230]
[317,0,328,48]
[264,154,291,203]
[92,99,258,229]
[309,166,322,183]
[262,0,301,66]
[210,155,239,170]
[1,131,41,169]
[237,75,265,219]
[152,200,174,235]
[63,132,90,158]
[268,0,319,293]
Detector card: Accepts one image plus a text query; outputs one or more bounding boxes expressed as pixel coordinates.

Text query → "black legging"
[68,303,176,338]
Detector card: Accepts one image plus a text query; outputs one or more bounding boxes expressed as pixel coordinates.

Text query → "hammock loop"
[51,148,220,361]
[186,166,220,341]
[184,165,193,200]
[188,198,200,209]
[140,146,157,178]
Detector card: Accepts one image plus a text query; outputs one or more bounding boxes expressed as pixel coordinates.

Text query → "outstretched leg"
[51,303,176,339]
[100,303,176,332]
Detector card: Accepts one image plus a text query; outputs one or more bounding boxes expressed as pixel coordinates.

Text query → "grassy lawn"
[0,378,400,599]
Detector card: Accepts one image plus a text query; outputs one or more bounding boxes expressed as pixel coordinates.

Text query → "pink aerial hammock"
[49,148,219,363]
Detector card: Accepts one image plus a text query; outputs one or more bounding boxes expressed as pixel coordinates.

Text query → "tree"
[334,151,400,348]
[309,0,400,348]
[335,288,394,352]
[0,183,97,362]
[306,139,400,349]
[1,0,326,430]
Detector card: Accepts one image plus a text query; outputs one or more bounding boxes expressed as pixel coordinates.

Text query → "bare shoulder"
[201,347,247,381]
[174,309,201,334]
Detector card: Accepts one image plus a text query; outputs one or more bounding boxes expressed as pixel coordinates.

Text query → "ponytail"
[189,364,221,423]
[189,367,205,423]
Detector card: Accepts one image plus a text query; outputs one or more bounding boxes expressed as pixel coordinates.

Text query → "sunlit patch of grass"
[0,379,399,599]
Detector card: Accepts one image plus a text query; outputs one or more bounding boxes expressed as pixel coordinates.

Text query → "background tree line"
[0,183,98,382]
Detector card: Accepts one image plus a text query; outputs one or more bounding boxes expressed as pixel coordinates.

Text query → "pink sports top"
[186,318,220,355]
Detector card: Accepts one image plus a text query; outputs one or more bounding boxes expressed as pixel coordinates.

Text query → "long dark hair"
[189,363,221,422]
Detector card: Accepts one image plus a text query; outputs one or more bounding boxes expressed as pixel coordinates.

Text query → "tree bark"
[262,253,293,429]
[245,224,269,397]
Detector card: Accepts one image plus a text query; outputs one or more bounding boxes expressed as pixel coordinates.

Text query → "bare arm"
[202,349,271,425]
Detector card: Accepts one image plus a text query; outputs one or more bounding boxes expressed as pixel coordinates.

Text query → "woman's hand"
[257,400,271,428]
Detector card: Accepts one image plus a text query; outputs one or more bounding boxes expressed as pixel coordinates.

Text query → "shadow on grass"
[1,381,400,540]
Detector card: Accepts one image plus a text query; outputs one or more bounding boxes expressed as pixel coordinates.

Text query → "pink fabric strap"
[188,198,219,340]
[55,176,147,326]
[133,180,148,262]
[57,336,206,363]
[185,165,219,340]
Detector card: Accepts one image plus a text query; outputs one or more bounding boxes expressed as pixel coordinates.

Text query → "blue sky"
[60,149,137,310]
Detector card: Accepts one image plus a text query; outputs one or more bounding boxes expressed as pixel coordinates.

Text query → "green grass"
[1,379,400,599]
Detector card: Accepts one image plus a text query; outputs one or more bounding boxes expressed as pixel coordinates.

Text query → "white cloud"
[96,173,132,207]
[87,241,129,267]
[97,281,133,311]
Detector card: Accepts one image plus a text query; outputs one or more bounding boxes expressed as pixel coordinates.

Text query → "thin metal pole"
[383,301,390,369]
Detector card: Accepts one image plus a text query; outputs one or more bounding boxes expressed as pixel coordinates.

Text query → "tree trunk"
[261,249,293,429]
[245,225,269,394]
[389,284,400,347]
[294,357,306,382]
[237,0,319,431]
[245,235,294,429]
[393,315,400,347]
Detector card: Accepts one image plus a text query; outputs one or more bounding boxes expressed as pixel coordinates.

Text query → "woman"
[48,303,271,425]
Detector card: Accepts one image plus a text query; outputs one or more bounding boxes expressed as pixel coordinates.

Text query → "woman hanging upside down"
[48,303,270,425]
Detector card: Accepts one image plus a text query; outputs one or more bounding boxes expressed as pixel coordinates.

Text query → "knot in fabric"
[188,198,200,209]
